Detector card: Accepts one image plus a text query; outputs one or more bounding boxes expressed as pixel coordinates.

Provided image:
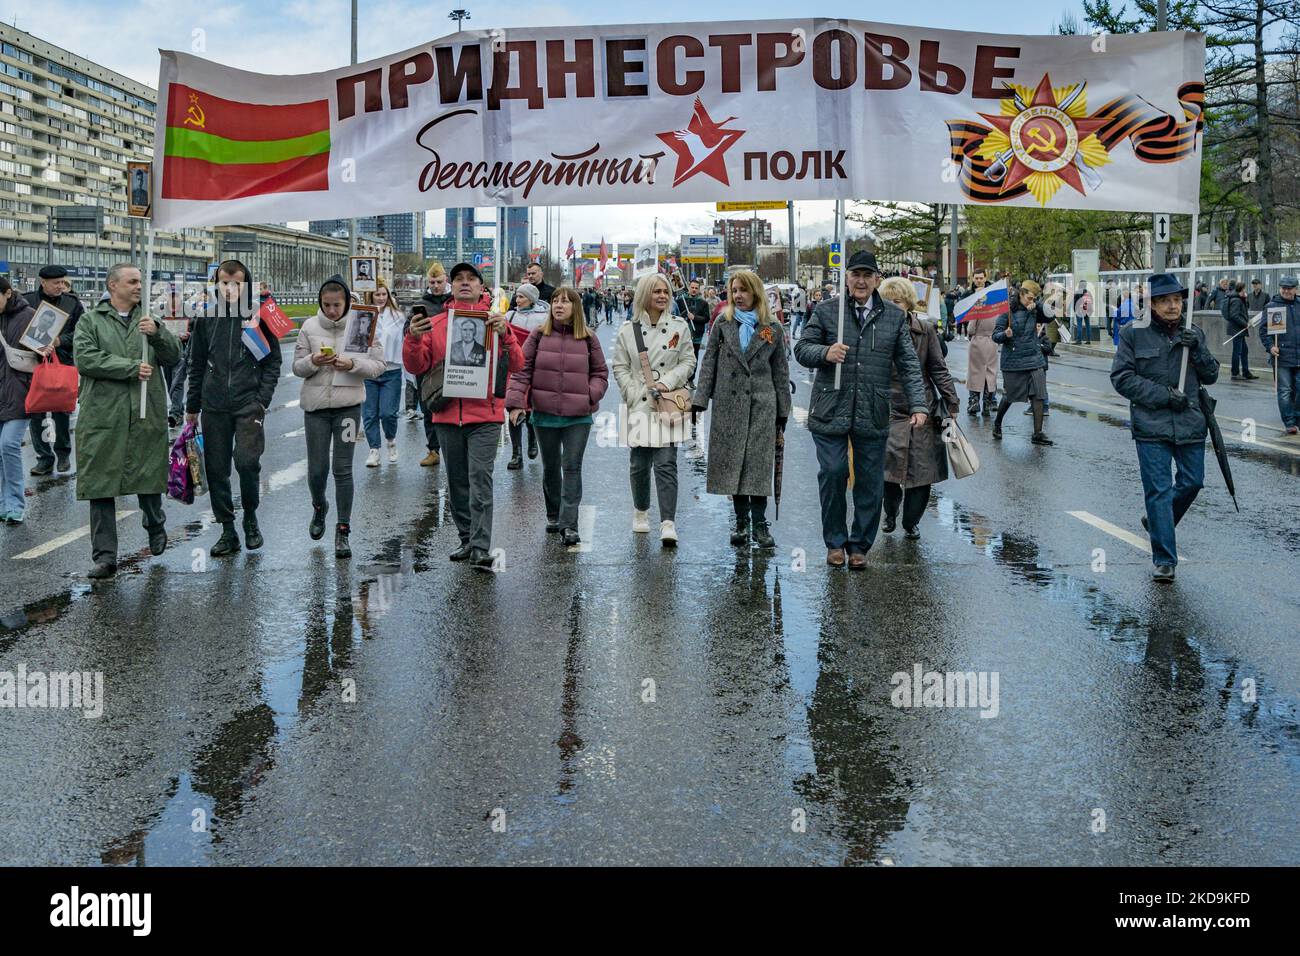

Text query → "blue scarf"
[735,309,758,350]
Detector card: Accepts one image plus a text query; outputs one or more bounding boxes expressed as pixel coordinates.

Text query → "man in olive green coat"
[73,263,181,578]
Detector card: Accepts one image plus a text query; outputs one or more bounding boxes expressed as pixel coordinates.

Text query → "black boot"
[982,391,996,417]
[335,523,351,559]
[210,523,241,557]
[527,424,538,460]
[309,502,328,541]
[243,512,263,551]
[507,451,523,470]
[730,514,750,546]
[882,512,897,533]
[752,520,775,549]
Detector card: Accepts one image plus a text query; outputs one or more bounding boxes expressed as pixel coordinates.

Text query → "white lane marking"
[283,427,305,438]
[792,405,808,425]
[12,510,137,561]
[1066,509,1187,561]
[285,399,300,408]
[268,458,309,491]
[573,505,596,553]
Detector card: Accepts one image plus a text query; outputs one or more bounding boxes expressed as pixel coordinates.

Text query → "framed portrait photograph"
[343,305,377,353]
[350,256,378,294]
[127,161,151,218]
[1266,306,1287,336]
[20,299,71,352]
[443,308,493,399]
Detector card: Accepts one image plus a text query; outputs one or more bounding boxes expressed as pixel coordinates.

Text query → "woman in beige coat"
[292,275,385,558]
[966,272,1000,416]
[610,272,696,546]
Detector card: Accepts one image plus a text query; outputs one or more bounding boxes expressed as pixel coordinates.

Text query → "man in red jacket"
[404,262,524,570]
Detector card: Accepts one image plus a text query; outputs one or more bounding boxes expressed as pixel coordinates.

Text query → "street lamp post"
[450,9,471,31]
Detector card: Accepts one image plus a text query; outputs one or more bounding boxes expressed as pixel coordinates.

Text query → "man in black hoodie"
[184,259,282,556]
[24,265,82,474]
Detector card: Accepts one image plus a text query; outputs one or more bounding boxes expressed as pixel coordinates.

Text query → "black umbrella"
[773,430,786,521]
[1198,385,1239,512]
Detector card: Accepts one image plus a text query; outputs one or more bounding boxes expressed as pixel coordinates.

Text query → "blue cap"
[1147,273,1186,298]
[1281,276,1298,288]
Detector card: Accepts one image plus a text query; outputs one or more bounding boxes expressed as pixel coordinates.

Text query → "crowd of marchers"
[2,250,1297,584]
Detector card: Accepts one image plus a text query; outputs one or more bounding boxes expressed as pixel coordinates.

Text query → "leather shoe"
[904,526,921,540]
[560,528,581,547]
[882,514,896,533]
[469,547,495,571]
[210,525,241,557]
[507,454,523,471]
[30,460,53,476]
[1152,564,1176,583]
[449,542,473,562]
[148,527,168,556]
[56,453,71,472]
[309,503,328,541]
[87,562,117,580]
[1031,432,1054,446]
[335,524,351,559]
[243,514,264,551]
[826,548,846,567]
[848,551,868,570]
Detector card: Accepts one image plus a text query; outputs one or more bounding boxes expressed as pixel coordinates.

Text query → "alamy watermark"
[890,664,999,718]
[0,664,104,718]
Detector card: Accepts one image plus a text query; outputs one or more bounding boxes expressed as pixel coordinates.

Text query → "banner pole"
[493,206,503,306]
[1177,211,1198,393]
[140,222,154,419]
[833,198,846,391]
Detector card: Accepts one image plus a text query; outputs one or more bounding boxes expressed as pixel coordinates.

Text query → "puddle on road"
[0,585,92,645]
[936,494,1300,767]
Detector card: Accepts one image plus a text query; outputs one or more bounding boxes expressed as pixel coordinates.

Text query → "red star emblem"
[978,74,1110,196]
[656,98,745,188]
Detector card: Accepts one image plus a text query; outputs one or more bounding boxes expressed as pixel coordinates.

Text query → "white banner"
[152,19,1205,228]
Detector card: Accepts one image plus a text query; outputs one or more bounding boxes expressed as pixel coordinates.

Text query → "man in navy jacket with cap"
[1110,273,1219,583]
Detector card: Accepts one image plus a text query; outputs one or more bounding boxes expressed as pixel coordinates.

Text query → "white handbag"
[945,418,980,479]
[0,327,39,374]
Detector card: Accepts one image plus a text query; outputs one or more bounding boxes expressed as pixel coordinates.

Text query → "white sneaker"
[632,509,650,533]
[387,440,398,463]
[405,409,420,422]
[365,448,381,467]
[659,520,678,546]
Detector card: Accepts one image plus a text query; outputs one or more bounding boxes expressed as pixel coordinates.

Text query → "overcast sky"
[11,1,1095,249]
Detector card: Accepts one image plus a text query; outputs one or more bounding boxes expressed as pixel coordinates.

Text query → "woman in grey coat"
[878,278,960,539]
[692,270,792,549]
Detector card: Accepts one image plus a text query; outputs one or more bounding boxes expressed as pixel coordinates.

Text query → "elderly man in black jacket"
[24,265,83,474]
[1110,273,1219,583]
[184,259,282,557]
[795,250,928,569]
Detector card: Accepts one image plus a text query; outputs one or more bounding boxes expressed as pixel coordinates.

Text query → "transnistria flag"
[954,279,1010,324]
[162,83,330,202]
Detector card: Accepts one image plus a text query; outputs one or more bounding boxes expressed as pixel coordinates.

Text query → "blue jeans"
[1,418,27,518]
[1074,315,1092,344]
[1230,334,1250,376]
[362,366,402,448]
[1135,439,1205,567]
[812,431,887,552]
[1276,365,1299,428]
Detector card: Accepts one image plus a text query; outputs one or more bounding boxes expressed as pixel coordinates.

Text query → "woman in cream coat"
[611,273,696,546]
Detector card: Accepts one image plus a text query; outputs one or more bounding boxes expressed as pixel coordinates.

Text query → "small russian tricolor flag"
[954,279,1010,324]
[241,322,271,360]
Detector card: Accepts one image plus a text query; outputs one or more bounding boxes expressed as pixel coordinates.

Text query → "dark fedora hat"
[846,249,880,273]
[1147,273,1187,298]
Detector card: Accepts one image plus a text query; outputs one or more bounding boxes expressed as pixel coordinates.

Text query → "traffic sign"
[1153,213,1171,244]
[472,252,483,266]
[716,201,787,212]
[828,242,842,268]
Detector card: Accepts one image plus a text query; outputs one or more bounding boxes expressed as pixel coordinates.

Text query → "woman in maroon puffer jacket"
[506,287,609,546]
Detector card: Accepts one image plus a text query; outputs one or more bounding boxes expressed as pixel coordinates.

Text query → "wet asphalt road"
[1,324,1298,866]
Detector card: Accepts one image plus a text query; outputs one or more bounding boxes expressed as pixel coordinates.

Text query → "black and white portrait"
[448,317,487,367]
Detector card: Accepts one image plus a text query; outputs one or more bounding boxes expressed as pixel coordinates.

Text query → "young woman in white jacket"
[611,273,696,546]
[362,279,407,467]
[293,275,385,558]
